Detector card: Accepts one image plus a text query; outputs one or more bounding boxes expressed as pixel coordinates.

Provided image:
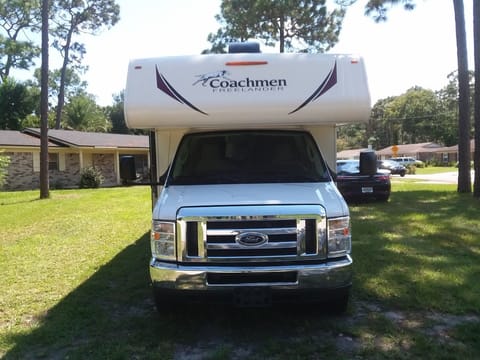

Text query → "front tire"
[330,293,349,314]
[153,288,178,313]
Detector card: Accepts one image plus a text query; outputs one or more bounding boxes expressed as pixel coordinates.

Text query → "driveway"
[400,170,474,184]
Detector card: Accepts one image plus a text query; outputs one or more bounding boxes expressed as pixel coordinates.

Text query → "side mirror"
[359,151,377,176]
[158,173,167,185]
[328,165,337,181]
[158,167,169,185]
[120,156,137,184]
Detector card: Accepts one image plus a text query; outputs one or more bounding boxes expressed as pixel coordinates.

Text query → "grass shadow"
[4,232,154,359]
[4,232,350,359]
[0,197,41,206]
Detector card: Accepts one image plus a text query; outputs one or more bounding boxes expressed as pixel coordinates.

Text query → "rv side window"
[169,130,330,185]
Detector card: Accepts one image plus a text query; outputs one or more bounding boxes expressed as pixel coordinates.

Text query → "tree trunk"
[3,53,12,82]
[2,29,19,82]
[40,0,49,199]
[474,0,480,198]
[279,15,285,53]
[54,25,74,129]
[453,0,471,193]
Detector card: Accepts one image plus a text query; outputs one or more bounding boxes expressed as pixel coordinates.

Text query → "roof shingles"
[22,128,148,149]
[0,130,58,147]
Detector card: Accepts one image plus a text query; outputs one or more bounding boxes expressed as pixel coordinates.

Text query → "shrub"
[79,166,104,188]
[406,164,416,174]
[0,151,11,189]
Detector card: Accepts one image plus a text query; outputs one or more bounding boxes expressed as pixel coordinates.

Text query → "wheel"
[329,291,350,314]
[152,288,178,313]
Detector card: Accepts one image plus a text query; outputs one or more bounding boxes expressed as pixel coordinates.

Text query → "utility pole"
[40,0,49,199]
[453,0,471,193]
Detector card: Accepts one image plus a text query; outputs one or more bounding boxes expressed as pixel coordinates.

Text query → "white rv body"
[124,48,371,310]
[125,52,370,128]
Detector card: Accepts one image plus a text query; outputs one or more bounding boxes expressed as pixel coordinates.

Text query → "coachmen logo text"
[155,61,337,116]
[192,70,287,93]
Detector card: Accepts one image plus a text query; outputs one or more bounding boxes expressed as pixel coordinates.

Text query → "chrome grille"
[177,205,327,263]
[207,219,298,258]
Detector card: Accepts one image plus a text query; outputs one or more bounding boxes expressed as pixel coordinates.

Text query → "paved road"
[398,171,475,184]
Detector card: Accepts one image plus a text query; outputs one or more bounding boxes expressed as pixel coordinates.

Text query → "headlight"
[151,220,176,260]
[327,216,351,258]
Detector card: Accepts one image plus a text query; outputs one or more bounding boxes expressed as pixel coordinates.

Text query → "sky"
[49,0,475,106]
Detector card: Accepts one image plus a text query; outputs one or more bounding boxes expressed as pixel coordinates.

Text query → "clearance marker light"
[225,61,268,66]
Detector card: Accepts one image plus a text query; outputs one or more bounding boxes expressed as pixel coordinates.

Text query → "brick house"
[375,142,443,162]
[420,139,475,164]
[375,141,475,164]
[337,140,475,165]
[0,129,149,191]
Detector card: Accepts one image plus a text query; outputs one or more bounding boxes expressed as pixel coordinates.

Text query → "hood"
[153,182,348,220]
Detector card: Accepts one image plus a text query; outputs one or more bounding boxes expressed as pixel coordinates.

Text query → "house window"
[442,153,448,163]
[33,153,65,172]
[49,153,59,171]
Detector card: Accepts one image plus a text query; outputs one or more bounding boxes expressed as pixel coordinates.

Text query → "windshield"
[336,160,360,174]
[168,130,331,185]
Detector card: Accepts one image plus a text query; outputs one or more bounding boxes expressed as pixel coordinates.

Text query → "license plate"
[233,287,271,307]
[362,187,373,193]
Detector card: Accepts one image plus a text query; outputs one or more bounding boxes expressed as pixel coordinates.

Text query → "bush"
[406,164,416,174]
[0,151,11,189]
[79,166,104,188]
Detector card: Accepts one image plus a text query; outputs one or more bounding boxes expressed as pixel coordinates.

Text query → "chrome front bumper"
[150,256,352,291]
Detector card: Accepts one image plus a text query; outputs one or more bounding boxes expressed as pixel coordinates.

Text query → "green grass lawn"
[415,166,458,174]
[352,182,479,313]
[1,184,479,359]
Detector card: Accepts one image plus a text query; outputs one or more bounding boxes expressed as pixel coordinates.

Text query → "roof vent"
[228,42,261,54]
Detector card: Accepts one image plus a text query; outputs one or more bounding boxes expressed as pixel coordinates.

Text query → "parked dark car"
[378,159,407,177]
[336,160,391,202]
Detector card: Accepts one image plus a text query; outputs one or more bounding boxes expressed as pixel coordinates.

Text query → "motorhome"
[124,43,371,312]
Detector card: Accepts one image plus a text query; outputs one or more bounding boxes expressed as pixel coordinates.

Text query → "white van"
[391,156,424,166]
[124,43,372,312]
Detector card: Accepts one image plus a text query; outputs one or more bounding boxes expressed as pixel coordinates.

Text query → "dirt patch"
[172,300,480,359]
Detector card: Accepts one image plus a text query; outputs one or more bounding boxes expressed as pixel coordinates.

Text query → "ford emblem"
[236,232,268,246]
